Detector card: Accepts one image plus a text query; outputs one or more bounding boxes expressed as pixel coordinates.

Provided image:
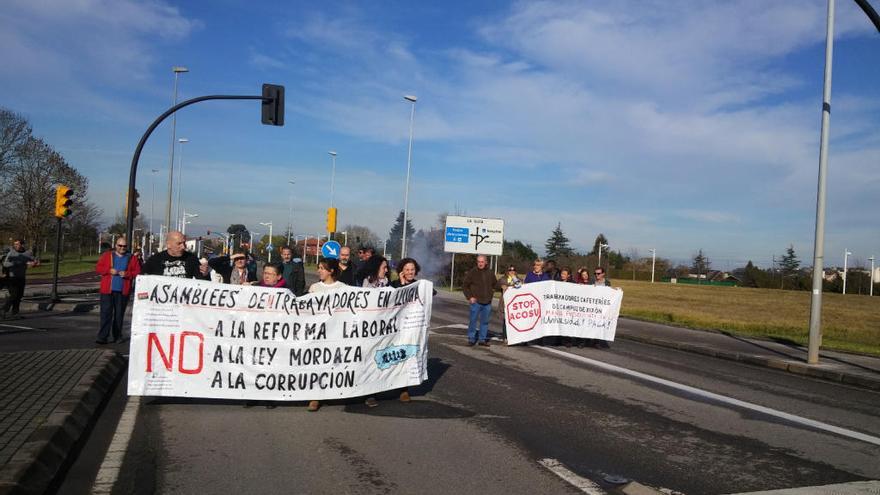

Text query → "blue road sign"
[265,244,274,252]
[445,226,469,243]
[321,240,341,259]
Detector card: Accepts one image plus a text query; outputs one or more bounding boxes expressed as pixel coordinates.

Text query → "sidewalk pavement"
[432,289,880,391]
[0,349,125,495]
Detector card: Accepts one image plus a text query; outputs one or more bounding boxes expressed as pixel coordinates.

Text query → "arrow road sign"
[321,240,341,259]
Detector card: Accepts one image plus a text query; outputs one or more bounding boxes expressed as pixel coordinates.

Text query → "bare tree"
[342,224,380,248]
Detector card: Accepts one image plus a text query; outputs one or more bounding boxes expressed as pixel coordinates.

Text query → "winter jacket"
[461,266,501,305]
[96,250,142,296]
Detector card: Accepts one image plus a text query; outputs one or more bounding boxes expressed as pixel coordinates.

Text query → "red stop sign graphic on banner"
[506,293,541,332]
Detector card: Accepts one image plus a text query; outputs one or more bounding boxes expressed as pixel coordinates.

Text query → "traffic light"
[54,185,73,218]
[326,207,338,233]
[261,84,284,126]
[132,188,140,219]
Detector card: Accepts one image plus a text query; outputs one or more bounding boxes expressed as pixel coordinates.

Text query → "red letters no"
[178,331,204,374]
[147,333,174,372]
[145,331,203,374]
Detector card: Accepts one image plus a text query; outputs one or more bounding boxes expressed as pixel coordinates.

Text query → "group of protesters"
[95,230,425,411]
[462,255,614,349]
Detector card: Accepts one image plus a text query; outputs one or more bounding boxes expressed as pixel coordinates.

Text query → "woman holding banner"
[497,265,522,343]
[305,259,345,412]
[361,255,390,288]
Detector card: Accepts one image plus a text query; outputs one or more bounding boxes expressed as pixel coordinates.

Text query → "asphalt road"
[5,291,879,494]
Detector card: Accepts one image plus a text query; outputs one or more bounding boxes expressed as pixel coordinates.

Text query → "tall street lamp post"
[287,179,295,245]
[401,95,417,259]
[649,248,656,283]
[328,151,337,237]
[843,249,852,294]
[174,138,189,230]
[260,222,273,262]
[598,243,609,268]
[165,66,188,234]
[181,211,198,236]
[869,256,875,297]
[150,168,158,254]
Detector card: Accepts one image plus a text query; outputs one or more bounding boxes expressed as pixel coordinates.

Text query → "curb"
[618,333,880,391]
[0,351,126,495]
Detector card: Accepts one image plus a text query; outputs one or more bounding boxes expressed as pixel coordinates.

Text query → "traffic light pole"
[125,93,279,244]
[50,217,62,302]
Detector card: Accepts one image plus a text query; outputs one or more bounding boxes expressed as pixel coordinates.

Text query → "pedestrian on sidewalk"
[141,231,210,279]
[1,239,38,319]
[95,236,141,344]
[462,255,502,346]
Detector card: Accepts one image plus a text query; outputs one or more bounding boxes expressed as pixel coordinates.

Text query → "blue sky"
[1,0,878,269]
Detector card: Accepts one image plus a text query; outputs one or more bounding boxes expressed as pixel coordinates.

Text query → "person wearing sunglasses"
[588,267,613,349]
[95,236,141,344]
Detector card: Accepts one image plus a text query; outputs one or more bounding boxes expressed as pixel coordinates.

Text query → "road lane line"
[0,322,43,331]
[538,458,605,494]
[539,346,880,447]
[91,396,140,494]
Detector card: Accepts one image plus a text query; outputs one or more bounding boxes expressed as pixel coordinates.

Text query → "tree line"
[1,108,102,258]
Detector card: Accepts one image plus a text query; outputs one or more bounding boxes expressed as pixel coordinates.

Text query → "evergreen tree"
[386,210,414,260]
[544,223,573,259]
[504,240,538,262]
[780,245,800,277]
[590,233,609,256]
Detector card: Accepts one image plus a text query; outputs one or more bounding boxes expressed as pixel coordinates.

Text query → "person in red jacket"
[95,236,141,344]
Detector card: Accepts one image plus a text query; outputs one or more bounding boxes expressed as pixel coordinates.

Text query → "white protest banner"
[127,275,432,401]
[504,281,623,345]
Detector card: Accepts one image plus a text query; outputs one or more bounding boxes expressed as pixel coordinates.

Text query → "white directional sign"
[443,215,504,255]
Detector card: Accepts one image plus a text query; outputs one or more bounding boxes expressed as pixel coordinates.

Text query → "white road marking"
[430,323,468,330]
[539,346,880,447]
[729,479,880,494]
[91,396,140,494]
[0,322,44,331]
[538,458,605,494]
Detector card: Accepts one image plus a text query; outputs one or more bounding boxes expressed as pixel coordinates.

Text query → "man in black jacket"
[280,246,306,296]
[141,231,210,279]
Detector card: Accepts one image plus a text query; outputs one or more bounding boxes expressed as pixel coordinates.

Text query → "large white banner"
[504,281,623,345]
[443,215,504,255]
[128,276,432,401]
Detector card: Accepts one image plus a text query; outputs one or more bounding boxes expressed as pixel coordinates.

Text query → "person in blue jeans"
[461,255,501,346]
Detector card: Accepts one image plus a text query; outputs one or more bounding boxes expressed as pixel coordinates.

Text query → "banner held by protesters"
[128,275,432,401]
[504,281,622,345]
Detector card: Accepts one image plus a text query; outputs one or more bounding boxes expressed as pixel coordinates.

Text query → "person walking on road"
[587,266,613,349]
[524,259,549,284]
[461,255,501,346]
[361,255,390,288]
[338,246,357,286]
[95,236,141,344]
[497,265,522,343]
[1,239,38,319]
[141,231,210,279]
[307,258,346,412]
[279,246,306,295]
[257,263,286,288]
